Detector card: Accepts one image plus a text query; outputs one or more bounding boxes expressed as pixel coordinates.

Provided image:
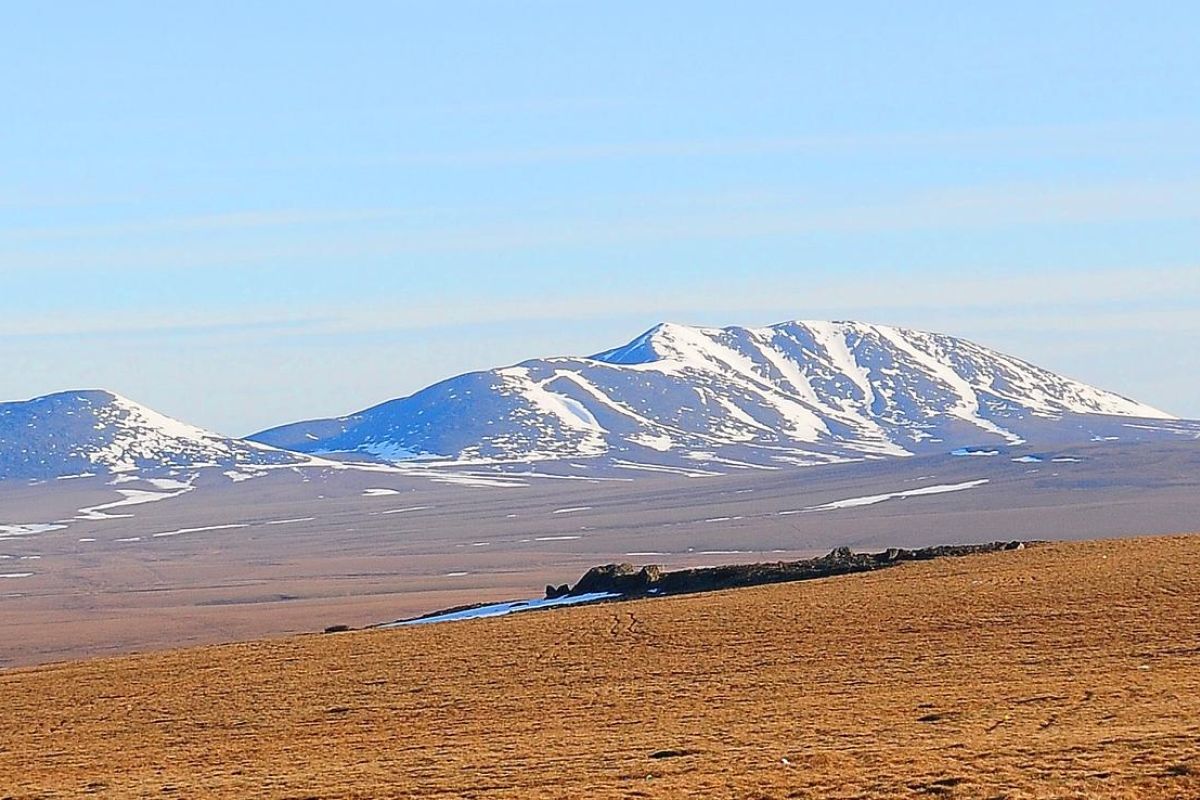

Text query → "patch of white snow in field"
[380,506,431,515]
[362,488,401,497]
[951,448,999,457]
[534,535,582,541]
[444,571,470,577]
[802,479,990,512]
[264,517,316,525]
[703,455,781,470]
[552,506,591,514]
[610,460,722,478]
[1012,455,1043,463]
[0,573,33,579]
[385,591,620,627]
[0,523,67,537]
[429,474,529,488]
[76,484,194,520]
[151,523,248,538]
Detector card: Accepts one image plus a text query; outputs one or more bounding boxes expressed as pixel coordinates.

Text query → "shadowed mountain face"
[249,320,1175,468]
[0,390,309,481]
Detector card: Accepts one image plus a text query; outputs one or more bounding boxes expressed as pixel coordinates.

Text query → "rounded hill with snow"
[0,390,309,480]
[249,320,1174,468]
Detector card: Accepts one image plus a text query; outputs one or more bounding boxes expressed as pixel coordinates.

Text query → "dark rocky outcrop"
[551,541,1029,601]
[570,563,663,596]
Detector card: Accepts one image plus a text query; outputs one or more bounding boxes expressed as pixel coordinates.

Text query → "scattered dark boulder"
[545,583,571,599]
[568,563,663,596]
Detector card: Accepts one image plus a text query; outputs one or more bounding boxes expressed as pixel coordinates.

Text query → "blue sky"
[2,2,1197,434]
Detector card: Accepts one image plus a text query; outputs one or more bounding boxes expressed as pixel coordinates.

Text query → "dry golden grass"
[2,534,1199,799]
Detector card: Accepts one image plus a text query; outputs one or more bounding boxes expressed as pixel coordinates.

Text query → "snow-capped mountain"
[249,320,1175,468]
[0,389,310,480]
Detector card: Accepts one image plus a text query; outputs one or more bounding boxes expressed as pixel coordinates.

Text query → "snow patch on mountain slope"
[249,320,1175,469]
[0,390,312,480]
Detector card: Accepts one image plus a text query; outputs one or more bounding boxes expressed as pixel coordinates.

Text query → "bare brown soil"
[2,534,1199,799]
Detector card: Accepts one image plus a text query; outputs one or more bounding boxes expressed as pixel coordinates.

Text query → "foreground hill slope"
[2,534,1197,799]
[251,320,1174,467]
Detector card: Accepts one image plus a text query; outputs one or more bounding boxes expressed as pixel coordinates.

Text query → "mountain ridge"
[248,319,1174,469]
[1,320,1183,481]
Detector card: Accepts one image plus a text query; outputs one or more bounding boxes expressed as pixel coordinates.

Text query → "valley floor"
[2,534,1199,799]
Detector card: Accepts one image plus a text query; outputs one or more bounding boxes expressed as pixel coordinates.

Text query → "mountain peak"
[30,388,121,404]
[251,319,1175,467]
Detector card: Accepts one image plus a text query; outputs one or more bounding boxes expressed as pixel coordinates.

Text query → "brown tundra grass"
[2,534,1198,799]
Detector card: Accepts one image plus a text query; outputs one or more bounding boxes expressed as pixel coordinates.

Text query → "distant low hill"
[0,389,310,480]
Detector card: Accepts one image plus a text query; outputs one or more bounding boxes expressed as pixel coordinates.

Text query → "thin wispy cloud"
[3,265,1192,342]
[0,208,411,242]
[2,177,1197,272]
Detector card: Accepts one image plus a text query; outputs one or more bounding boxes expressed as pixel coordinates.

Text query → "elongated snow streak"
[151,523,249,538]
[802,479,990,512]
[0,524,67,537]
[384,592,620,627]
[76,486,195,520]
